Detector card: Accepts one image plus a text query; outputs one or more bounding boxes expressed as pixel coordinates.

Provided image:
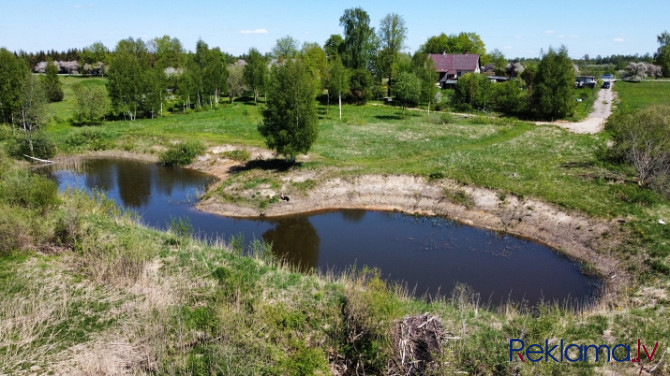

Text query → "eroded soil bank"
[190,147,626,296]
[55,148,628,299]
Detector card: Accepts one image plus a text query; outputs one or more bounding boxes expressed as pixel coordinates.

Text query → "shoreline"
[53,149,628,300]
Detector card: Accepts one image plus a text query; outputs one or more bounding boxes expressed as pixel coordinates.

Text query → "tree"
[421,33,450,54]
[421,32,486,55]
[150,35,185,70]
[42,59,64,102]
[412,53,437,113]
[80,42,109,65]
[106,38,153,120]
[80,42,109,75]
[72,84,107,124]
[377,13,407,96]
[324,34,344,62]
[205,47,228,106]
[488,49,507,75]
[339,7,377,70]
[300,42,328,97]
[529,46,576,120]
[259,60,318,161]
[243,48,268,103]
[453,32,486,56]
[328,57,349,119]
[348,68,373,103]
[19,75,48,156]
[625,62,649,80]
[272,36,299,60]
[182,40,227,108]
[392,71,421,114]
[227,62,245,103]
[491,78,528,116]
[453,73,493,110]
[656,31,670,77]
[0,48,29,126]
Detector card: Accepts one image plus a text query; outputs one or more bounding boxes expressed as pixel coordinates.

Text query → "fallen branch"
[23,154,55,164]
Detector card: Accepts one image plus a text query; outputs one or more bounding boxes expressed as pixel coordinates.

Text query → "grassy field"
[1,76,669,375]
[41,76,670,286]
[614,79,670,112]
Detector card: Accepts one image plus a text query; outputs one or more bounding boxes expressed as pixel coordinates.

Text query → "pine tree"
[42,59,64,102]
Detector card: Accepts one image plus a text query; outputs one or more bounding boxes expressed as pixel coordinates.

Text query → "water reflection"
[42,158,600,305]
[262,217,320,272]
[340,210,366,223]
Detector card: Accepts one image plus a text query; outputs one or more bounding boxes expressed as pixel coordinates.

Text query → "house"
[429,53,481,88]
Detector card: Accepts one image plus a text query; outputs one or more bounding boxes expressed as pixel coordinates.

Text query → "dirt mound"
[390,313,446,375]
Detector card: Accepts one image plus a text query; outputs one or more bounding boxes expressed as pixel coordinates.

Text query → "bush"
[0,204,34,254]
[452,73,493,111]
[0,124,12,141]
[0,170,60,212]
[606,105,670,193]
[7,133,56,160]
[221,149,251,162]
[348,69,373,104]
[491,78,528,116]
[64,127,113,151]
[159,141,206,166]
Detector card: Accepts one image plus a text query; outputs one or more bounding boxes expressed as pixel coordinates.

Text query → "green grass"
[2,75,665,374]
[0,144,668,374]
[47,76,108,123]
[614,80,670,112]
[42,77,666,221]
[570,86,600,121]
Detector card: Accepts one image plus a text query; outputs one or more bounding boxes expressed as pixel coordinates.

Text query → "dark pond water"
[43,158,600,306]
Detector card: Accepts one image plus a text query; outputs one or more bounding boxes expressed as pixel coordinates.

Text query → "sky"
[0,0,668,59]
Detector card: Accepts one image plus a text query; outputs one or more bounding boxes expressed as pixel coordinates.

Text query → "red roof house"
[429,53,481,87]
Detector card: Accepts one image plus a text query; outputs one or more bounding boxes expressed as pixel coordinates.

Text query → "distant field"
[613,79,670,112]
[44,77,659,220]
[47,76,108,121]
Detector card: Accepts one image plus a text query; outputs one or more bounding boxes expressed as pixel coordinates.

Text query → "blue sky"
[0,0,667,59]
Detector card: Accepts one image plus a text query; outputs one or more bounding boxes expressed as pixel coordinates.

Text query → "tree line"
[3,8,670,160]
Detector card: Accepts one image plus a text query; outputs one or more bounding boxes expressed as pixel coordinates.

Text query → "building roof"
[429,53,480,74]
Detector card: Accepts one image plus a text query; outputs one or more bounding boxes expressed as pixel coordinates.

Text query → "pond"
[43,158,600,306]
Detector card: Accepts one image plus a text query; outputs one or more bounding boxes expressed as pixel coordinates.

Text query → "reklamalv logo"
[510,339,659,363]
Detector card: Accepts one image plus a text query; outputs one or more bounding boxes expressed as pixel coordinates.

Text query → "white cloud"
[613,37,625,43]
[239,28,269,35]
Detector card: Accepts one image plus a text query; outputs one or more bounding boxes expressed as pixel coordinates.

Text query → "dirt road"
[537,81,616,134]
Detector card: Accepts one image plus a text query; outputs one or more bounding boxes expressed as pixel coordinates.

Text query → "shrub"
[159,141,206,166]
[0,124,12,141]
[221,149,251,162]
[444,188,476,209]
[606,105,670,193]
[452,73,493,111]
[64,127,113,151]
[0,204,33,254]
[0,170,60,212]
[348,69,373,104]
[7,133,56,160]
[491,78,528,116]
